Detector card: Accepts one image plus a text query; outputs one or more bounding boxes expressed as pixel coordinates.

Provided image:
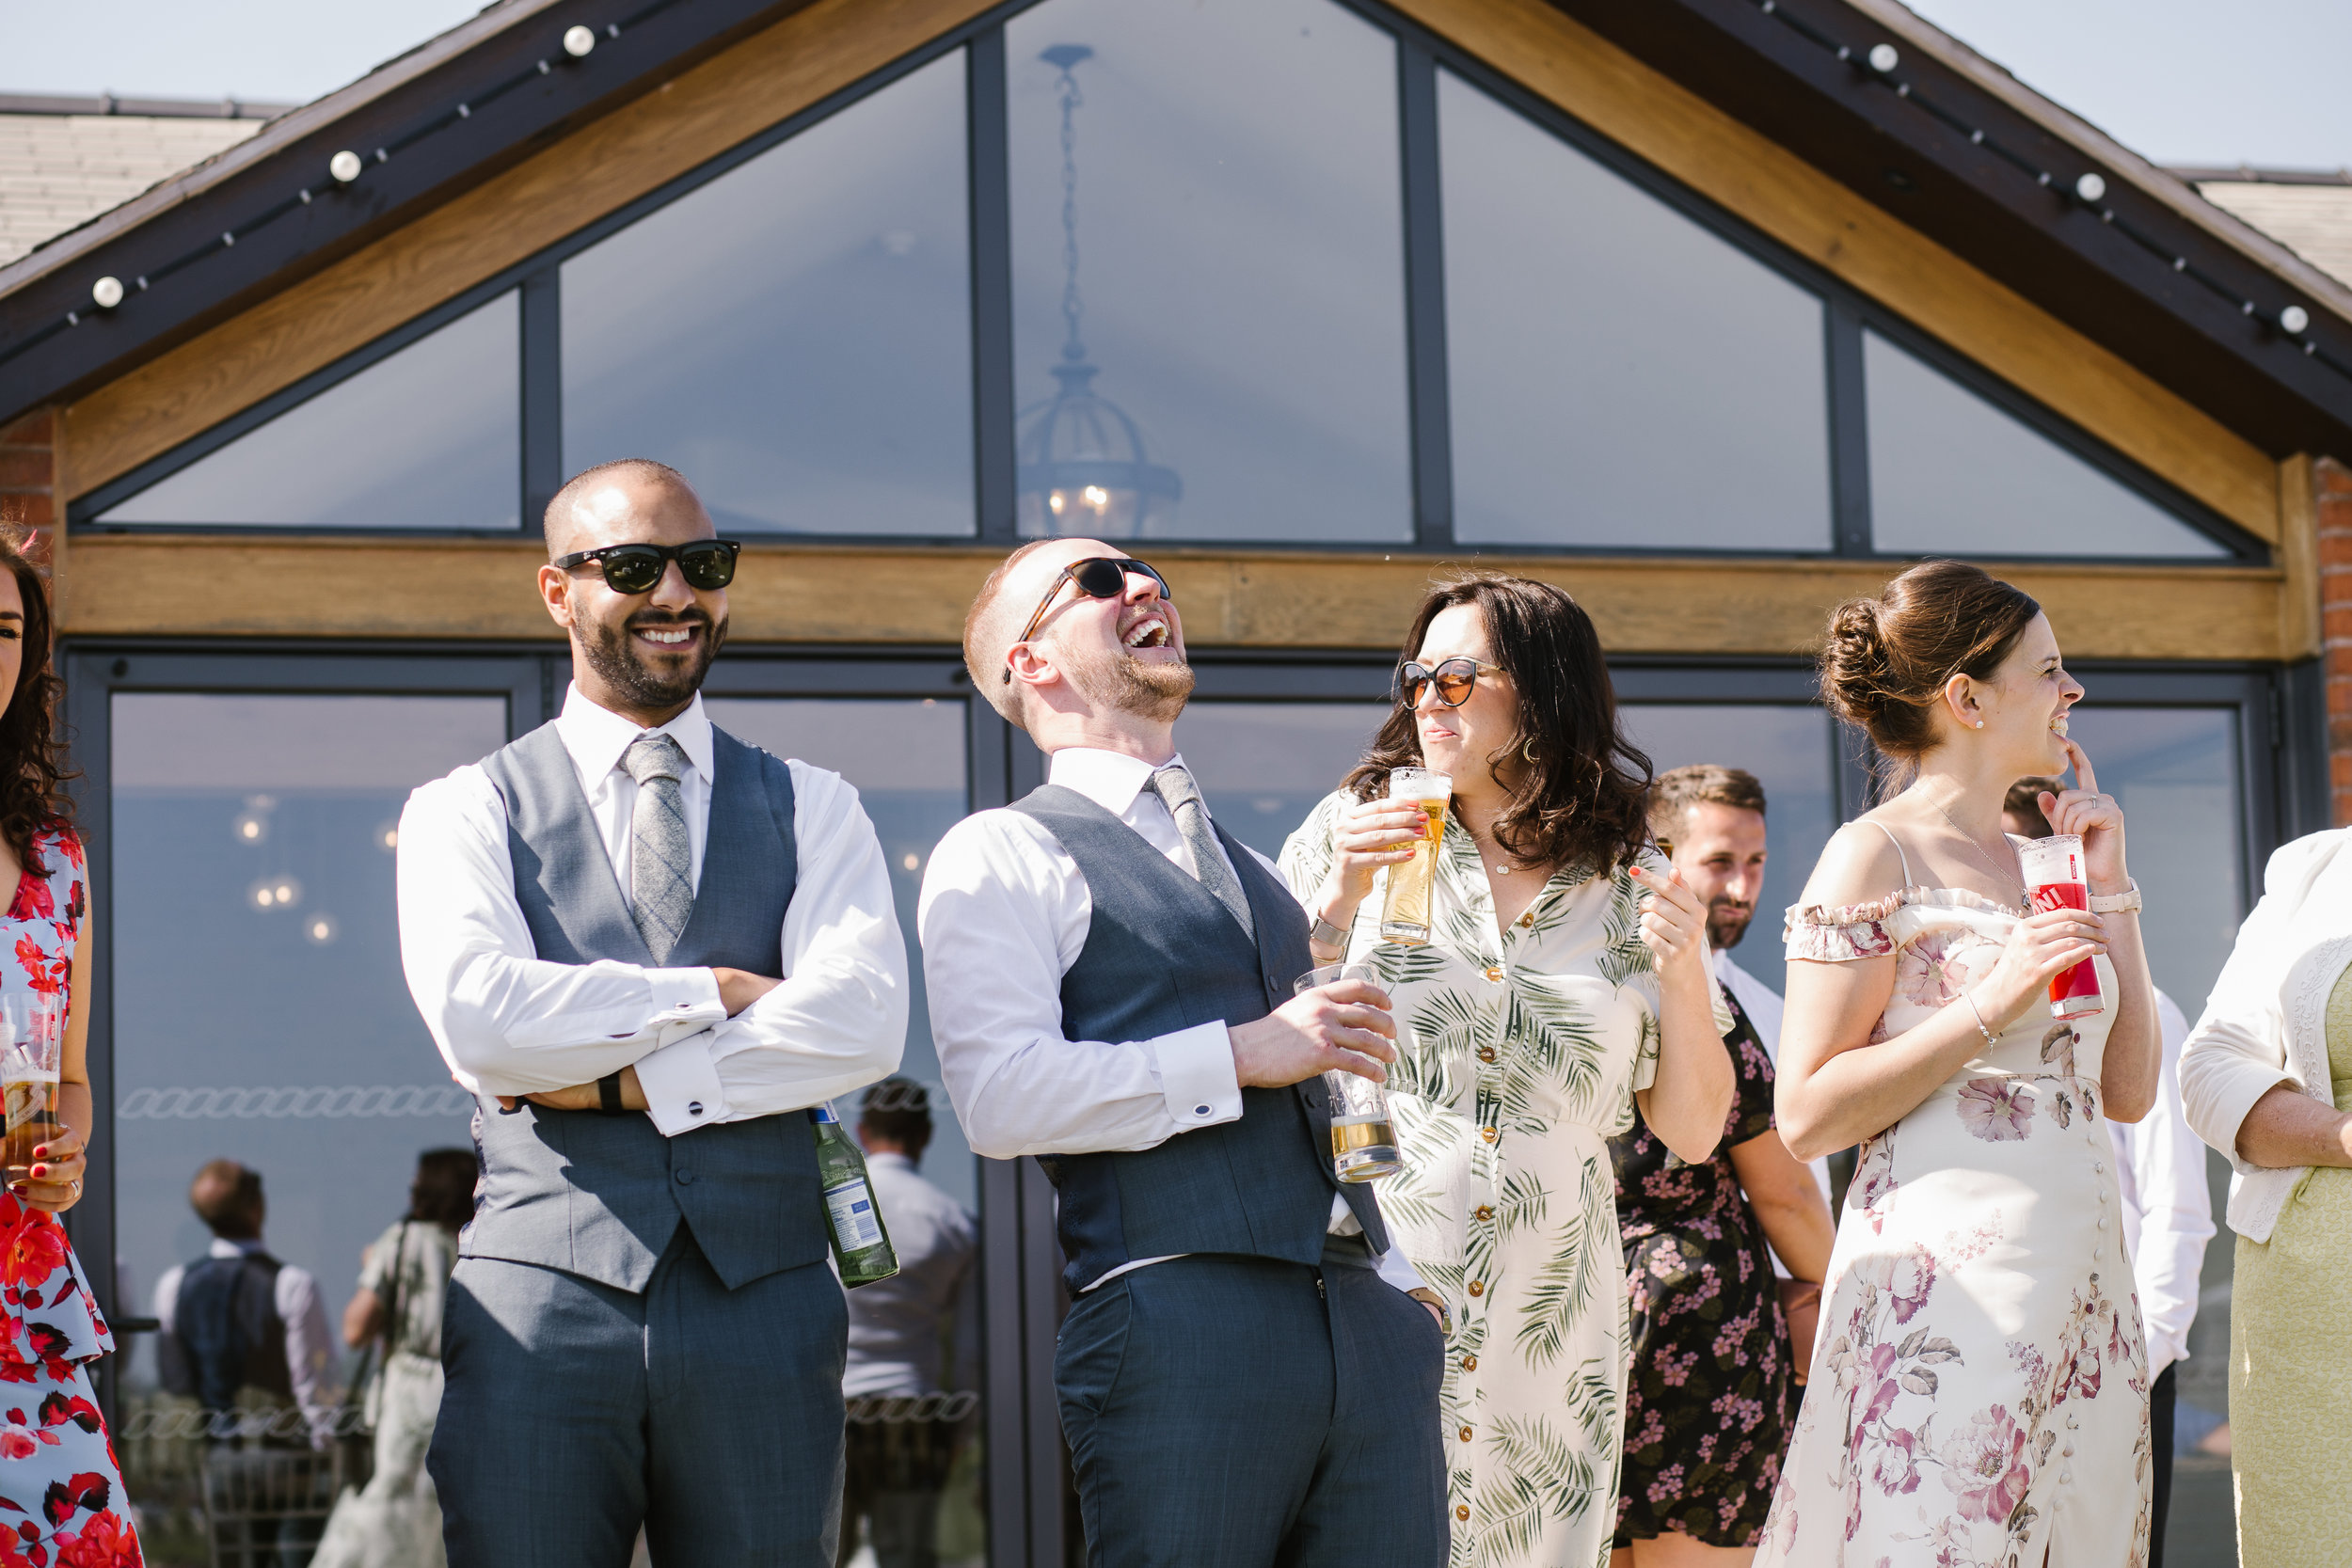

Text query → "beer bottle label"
[824,1178,884,1252]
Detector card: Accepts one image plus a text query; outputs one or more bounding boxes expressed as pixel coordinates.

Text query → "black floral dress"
[1609,991,1796,1548]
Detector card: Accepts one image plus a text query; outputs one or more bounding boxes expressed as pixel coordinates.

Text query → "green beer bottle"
[810,1102,898,1288]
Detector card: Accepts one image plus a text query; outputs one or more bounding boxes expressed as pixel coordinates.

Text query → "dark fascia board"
[1550,0,2352,460]
[0,0,816,425]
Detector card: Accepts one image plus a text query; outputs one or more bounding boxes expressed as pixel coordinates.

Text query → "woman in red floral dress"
[0,530,142,1567]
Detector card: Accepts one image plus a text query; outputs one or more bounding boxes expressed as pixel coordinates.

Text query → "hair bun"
[1817,562,2040,767]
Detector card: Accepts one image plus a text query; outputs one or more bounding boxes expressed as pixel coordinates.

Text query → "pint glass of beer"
[1295,964,1403,1183]
[2018,833,2105,1021]
[1379,768,1454,946]
[0,992,63,1178]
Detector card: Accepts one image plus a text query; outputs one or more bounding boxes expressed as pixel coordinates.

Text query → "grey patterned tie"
[1148,765,1254,940]
[621,734,694,963]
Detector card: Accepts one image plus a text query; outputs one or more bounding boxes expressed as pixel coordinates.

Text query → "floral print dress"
[1756,879,2149,1568]
[1282,794,1721,1568]
[1610,990,1796,1549]
[0,829,143,1566]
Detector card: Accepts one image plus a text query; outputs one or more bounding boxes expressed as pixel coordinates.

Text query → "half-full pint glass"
[1295,964,1402,1183]
[0,992,62,1176]
[1379,768,1454,946]
[2018,833,2105,1022]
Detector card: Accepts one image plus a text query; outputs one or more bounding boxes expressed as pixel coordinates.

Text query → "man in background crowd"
[2006,777,2211,1568]
[1647,766,1832,1205]
[839,1076,978,1568]
[153,1158,336,1451]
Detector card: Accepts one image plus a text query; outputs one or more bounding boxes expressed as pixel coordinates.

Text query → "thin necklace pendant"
[1927,795,2026,911]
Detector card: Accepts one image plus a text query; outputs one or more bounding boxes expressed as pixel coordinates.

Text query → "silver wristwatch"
[1309,915,1349,949]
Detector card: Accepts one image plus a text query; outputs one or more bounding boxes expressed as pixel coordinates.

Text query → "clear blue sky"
[2,0,2346,170]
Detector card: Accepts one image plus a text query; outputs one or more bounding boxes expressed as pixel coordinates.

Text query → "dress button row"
[1458,1426,1473,1443]
[1475,1205,1494,1223]
[1455,1506,1470,1523]
[1480,1127,1498,1144]
[2097,1216,2108,1230]
[1461,1354,1477,1371]
[1484,965,1503,983]
[1468,1280,1485,1297]
[2093,1161,2106,1174]
[1477,1047,1497,1064]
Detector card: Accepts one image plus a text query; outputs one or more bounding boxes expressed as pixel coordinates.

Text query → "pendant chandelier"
[1015,44,1182,539]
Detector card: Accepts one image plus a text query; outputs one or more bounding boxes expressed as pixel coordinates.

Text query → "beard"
[1059,636,1194,724]
[580,606,725,711]
[1708,899,1754,951]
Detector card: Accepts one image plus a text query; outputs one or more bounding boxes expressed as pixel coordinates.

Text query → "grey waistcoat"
[468,721,826,1293]
[1009,784,1388,1293]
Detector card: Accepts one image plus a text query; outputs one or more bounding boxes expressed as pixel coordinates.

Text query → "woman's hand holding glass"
[1312,797,1429,931]
[11,1123,84,1213]
[1968,906,2108,1035]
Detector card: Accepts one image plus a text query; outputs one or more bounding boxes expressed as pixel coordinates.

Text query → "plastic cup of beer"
[1295,963,1403,1183]
[1379,768,1454,946]
[0,992,63,1179]
[2017,833,2105,1022]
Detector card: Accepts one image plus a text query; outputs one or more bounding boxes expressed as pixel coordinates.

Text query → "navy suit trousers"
[429,1227,847,1567]
[1054,1247,1449,1568]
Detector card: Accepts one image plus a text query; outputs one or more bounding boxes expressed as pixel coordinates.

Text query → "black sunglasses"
[1397,657,1506,709]
[1005,557,1173,684]
[554,540,743,595]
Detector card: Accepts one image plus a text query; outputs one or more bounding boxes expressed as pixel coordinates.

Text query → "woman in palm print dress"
[1760,562,2157,1566]
[0,531,143,1566]
[1280,576,1734,1568]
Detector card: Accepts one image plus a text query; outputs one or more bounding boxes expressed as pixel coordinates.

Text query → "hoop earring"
[1521,736,1539,763]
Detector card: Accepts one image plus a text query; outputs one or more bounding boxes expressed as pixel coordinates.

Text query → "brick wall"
[0,407,56,578]
[2321,456,2352,824]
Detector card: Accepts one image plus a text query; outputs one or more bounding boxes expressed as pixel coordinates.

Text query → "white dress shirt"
[154,1238,335,1449]
[2111,990,2214,1381]
[917,747,1424,1295]
[396,685,907,1136]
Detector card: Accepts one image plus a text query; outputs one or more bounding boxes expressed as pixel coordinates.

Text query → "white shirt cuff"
[1152,1021,1242,1130]
[636,1035,725,1136]
[641,967,726,1035]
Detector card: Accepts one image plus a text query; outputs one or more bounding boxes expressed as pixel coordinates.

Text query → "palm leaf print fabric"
[1283,792,1715,1568]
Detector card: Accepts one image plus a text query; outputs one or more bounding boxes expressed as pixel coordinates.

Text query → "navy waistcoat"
[468,721,825,1292]
[1009,784,1388,1293]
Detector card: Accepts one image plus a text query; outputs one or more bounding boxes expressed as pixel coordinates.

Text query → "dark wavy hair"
[1344,576,1652,875]
[0,531,72,878]
[406,1148,480,1230]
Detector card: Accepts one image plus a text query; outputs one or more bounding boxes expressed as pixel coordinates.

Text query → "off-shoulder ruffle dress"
[1755,884,2149,1568]
[0,830,142,1567]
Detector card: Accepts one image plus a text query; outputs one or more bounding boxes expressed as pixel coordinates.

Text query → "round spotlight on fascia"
[2074,172,2107,203]
[329,150,363,183]
[2280,305,2312,335]
[1867,43,1899,72]
[564,24,596,56]
[90,277,124,310]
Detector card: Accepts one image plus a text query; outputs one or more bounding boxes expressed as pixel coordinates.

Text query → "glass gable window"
[1864,331,2229,560]
[563,52,974,537]
[1440,71,1833,552]
[96,293,521,531]
[109,692,508,1555]
[1006,0,1412,544]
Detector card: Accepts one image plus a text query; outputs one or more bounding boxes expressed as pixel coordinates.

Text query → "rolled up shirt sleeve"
[918,810,1244,1161]
[396,768,728,1098]
[634,764,908,1135]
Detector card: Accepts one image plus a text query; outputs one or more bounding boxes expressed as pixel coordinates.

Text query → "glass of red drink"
[2016,833,2104,1021]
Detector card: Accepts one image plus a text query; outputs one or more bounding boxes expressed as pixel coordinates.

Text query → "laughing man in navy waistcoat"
[918,539,1449,1567]
[396,460,908,1566]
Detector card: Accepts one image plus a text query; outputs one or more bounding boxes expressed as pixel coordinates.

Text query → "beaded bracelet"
[1959,990,1997,1047]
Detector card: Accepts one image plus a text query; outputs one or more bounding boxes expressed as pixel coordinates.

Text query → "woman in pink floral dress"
[0,531,143,1567]
[1758,562,2159,1567]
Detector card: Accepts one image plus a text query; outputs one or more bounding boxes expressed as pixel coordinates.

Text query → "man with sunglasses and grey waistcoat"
[918,538,1448,1568]
[395,459,907,1566]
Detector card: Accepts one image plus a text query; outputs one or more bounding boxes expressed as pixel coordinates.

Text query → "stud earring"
[1974,720,1985,729]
